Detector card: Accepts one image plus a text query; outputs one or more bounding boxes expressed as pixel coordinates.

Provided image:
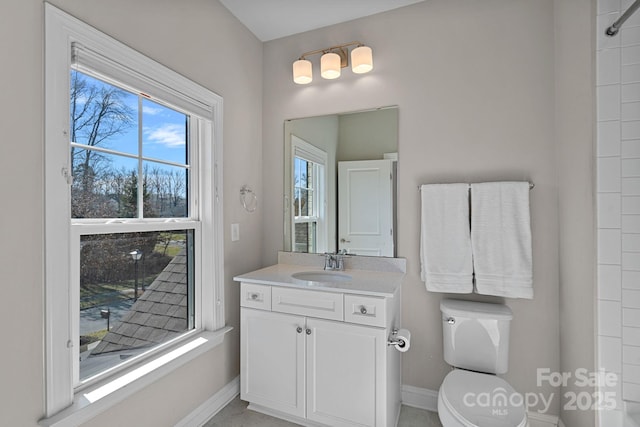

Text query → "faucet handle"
[323,252,334,270]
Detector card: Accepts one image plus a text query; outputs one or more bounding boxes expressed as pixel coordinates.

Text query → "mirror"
[283,106,398,257]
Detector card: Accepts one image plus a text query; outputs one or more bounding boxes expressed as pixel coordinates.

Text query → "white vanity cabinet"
[239,282,401,427]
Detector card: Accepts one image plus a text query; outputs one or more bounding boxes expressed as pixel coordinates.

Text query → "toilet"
[437,299,528,427]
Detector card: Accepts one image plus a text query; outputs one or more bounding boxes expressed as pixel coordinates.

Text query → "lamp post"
[100,308,111,331]
[129,249,142,301]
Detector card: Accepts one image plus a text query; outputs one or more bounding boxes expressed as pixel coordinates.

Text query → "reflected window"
[291,136,327,253]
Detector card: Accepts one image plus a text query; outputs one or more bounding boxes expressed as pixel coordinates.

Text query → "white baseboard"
[401,384,439,412]
[527,411,560,427]
[175,376,239,427]
[401,385,559,427]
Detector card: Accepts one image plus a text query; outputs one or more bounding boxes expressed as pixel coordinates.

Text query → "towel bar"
[418,182,534,191]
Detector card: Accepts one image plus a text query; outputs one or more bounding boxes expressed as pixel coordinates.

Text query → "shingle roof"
[90,250,188,355]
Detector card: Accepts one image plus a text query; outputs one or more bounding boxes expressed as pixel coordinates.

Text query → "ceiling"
[218,0,426,42]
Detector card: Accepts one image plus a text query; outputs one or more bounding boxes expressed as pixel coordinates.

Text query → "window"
[290,136,327,253]
[44,4,225,419]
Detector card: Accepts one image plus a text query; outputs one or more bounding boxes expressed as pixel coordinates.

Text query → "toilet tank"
[440,299,513,374]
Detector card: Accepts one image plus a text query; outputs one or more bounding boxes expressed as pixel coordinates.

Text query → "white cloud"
[74,95,88,106]
[145,124,185,148]
[143,105,163,115]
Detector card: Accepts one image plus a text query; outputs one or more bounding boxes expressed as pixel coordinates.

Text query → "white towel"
[420,184,473,293]
[470,182,533,299]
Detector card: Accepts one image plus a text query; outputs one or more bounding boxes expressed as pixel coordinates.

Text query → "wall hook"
[240,185,257,213]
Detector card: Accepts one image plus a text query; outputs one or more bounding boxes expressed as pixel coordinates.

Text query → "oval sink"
[291,271,352,284]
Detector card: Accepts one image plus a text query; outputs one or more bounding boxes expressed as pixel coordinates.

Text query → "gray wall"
[337,108,398,161]
[556,0,597,425]
[0,0,263,425]
[262,0,595,418]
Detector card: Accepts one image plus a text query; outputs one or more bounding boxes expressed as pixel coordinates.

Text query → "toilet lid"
[440,370,527,427]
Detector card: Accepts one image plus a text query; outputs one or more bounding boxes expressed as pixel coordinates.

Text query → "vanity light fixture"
[292,41,373,84]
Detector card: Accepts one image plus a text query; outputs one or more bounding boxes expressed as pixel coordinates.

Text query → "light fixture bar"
[298,41,363,60]
[293,41,373,85]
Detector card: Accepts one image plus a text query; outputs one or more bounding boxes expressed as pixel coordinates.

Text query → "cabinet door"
[241,308,305,417]
[306,318,386,427]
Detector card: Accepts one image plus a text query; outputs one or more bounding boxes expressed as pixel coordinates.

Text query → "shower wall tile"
[623,233,640,251]
[600,300,623,336]
[599,0,621,15]
[623,26,640,46]
[623,177,640,195]
[599,121,621,156]
[600,264,622,300]
[624,382,640,401]
[599,193,622,227]
[622,120,640,140]
[623,158,640,176]
[622,83,640,101]
[624,363,640,384]
[624,343,640,365]
[623,215,640,232]
[600,48,622,85]
[602,336,623,373]
[623,63,640,83]
[623,289,640,307]
[625,326,640,345]
[624,307,640,327]
[598,85,622,120]
[622,139,640,157]
[599,157,621,192]
[623,270,640,289]
[624,44,640,64]
[622,252,640,269]
[626,8,640,28]
[623,196,640,213]
[622,102,640,121]
[599,229,622,264]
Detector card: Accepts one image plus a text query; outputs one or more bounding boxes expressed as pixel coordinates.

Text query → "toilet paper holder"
[387,328,406,348]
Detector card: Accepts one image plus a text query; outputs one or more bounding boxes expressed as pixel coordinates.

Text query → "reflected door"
[338,160,394,256]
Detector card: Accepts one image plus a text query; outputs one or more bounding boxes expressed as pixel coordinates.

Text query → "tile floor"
[203,397,442,427]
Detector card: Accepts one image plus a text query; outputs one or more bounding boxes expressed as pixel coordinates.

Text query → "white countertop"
[234,263,404,297]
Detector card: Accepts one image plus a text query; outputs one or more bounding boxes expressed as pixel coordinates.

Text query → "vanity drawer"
[272,287,344,321]
[240,283,272,310]
[344,294,386,327]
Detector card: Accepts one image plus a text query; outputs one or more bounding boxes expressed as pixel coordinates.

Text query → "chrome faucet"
[323,251,347,271]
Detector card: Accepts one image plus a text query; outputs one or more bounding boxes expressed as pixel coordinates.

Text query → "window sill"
[39,327,232,427]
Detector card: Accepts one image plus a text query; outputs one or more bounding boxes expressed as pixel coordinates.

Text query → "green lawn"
[80,274,158,310]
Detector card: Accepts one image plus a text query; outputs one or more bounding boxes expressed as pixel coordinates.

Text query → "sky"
[72,70,189,171]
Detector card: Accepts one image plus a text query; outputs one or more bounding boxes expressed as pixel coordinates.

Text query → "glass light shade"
[351,46,373,74]
[321,52,341,79]
[293,59,312,84]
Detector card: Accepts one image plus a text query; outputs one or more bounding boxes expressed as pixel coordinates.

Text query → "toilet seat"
[439,370,527,427]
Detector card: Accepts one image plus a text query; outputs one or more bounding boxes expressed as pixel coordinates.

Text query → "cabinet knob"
[360,306,367,315]
[306,328,312,335]
[296,326,303,334]
[250,293,259,300]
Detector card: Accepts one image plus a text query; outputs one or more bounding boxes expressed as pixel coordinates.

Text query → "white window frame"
[290,135,328,253]
[43,4,228,423]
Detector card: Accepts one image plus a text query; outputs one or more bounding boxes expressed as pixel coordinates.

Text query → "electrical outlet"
[231,223,240,242]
